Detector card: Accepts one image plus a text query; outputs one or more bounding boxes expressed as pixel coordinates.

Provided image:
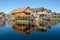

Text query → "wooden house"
[10,6,32,19]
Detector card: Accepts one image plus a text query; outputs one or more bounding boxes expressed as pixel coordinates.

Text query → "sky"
[0,0,60,14]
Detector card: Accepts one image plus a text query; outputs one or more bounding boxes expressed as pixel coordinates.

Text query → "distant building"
[52,12,58,17]
[0,12,5,20]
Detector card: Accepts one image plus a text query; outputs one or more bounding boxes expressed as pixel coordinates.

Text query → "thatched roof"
[11,6,31,13]
[31,7,45,12]
[31,7,52,13]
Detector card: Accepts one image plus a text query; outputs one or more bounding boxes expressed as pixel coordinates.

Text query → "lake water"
[0,21,60,40]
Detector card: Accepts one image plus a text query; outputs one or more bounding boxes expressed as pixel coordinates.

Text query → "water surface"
[0,22,60,40]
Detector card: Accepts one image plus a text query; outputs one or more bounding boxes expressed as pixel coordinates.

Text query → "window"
[25,12,31,15]
[39,14,47,17]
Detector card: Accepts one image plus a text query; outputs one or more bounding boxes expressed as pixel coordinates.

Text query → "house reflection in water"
[0,21,5,26]
[11,21,52,35]
[12,23,32,35]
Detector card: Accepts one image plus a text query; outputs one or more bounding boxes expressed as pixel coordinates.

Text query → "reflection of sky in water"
[0,22,60,40]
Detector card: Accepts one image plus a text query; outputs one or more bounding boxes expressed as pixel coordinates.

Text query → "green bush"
[16,19,28,24]
[51,17,59,22]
